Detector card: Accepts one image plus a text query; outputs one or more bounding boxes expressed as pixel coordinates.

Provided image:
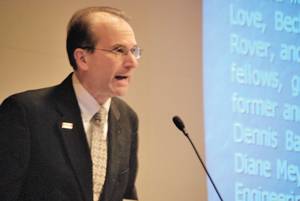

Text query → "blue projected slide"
[203,0,300,200]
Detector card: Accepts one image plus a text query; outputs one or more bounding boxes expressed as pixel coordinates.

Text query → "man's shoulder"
[1,74,73,106]
[4,86,55,103]
[0,86,58,111]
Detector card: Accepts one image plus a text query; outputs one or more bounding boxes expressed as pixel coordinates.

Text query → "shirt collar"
[72,73,111,121]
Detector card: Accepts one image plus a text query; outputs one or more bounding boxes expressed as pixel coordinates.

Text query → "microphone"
[172,116,187,135]
[172,116,224,201]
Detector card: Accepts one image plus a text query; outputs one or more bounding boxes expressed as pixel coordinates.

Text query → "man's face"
[76,14,139,103]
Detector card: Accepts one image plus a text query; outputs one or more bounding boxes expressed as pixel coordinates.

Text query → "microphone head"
[172,115,186,133]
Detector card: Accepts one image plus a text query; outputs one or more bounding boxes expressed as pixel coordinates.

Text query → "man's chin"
[112,88,129,97]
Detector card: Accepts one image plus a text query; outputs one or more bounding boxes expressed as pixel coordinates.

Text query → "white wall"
[0,0,206,200]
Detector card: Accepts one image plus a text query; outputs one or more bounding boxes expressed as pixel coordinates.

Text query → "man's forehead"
[89,12,136,45]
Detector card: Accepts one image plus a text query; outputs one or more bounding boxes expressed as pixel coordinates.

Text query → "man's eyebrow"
[111,44,138,49]
[111,44,126,49]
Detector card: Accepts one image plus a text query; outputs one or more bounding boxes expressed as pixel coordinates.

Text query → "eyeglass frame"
[81,45,142,60]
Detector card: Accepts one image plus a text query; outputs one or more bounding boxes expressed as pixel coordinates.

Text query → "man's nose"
[124,51,139,69]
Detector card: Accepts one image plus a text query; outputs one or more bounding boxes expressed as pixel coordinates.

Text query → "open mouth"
[115,75,128,80]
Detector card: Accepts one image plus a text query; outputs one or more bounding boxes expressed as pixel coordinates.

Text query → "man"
[0,6,140,201]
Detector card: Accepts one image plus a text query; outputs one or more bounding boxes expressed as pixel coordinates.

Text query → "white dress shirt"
[72,73,111,147]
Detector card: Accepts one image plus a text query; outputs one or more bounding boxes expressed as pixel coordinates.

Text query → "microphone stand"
[182,130,224,201]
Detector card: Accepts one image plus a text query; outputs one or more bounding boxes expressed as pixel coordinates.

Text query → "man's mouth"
[115,75,128,80]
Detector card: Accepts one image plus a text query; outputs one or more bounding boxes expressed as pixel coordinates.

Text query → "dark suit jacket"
[0,74,138,201]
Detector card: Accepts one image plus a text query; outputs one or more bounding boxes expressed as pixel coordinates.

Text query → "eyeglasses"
[83,45,142,60]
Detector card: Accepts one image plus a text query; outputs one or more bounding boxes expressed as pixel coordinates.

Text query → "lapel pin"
[62,122,73,129]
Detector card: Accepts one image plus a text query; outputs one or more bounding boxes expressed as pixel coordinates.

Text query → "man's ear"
[74,48,88,71]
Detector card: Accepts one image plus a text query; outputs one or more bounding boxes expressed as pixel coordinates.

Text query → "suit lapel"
[101,98,123,201]
[54,74,93,201]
